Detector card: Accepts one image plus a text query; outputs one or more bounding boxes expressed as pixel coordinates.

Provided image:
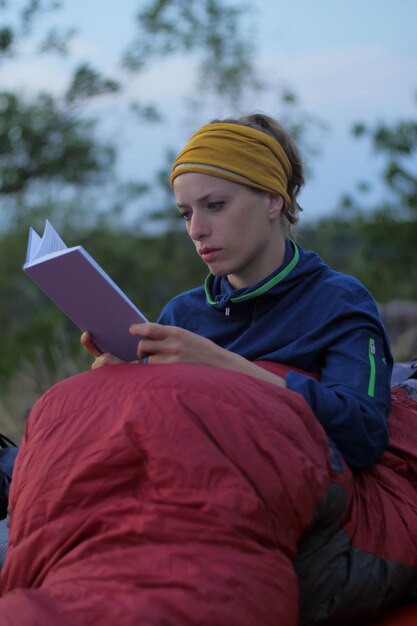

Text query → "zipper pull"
[225,307,231,316]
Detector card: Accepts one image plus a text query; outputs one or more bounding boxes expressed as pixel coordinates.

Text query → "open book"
[23,221,148,362]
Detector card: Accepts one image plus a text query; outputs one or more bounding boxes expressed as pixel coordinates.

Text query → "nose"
[188,211,209,241]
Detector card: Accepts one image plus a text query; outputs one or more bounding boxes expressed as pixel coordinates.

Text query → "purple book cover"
[24,246,148,362]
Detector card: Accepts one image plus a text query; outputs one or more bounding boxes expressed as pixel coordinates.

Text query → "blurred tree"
[300,99,417,302]
[0,1,128,390]
[123,0,259,105]
[299,210,416,303]
[0,91,114,198]
[351,113,417,217]
[0,0,273,401]
[0,0,74,60]
[0,0,125,232]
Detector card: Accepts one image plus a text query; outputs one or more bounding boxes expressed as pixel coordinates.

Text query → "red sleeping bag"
[0,362,416,625]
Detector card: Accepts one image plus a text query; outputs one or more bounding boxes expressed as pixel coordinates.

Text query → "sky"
[2,0,417,221]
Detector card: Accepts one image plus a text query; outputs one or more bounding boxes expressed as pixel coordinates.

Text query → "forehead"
[173,172,243,201]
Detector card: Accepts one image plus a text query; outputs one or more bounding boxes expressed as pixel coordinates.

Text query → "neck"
[227,236,287,289]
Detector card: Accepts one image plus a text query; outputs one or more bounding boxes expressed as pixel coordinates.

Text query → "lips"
[199,247,222,262]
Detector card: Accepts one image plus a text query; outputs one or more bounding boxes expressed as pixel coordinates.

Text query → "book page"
[25,228,42,264]
[33,220,67,261]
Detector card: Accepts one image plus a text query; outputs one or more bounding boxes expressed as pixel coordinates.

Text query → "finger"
[145,353,162,365]
[80,331,90,346]
[144,352,175,365]
[91,355,106,370]
[137,337,159,360]
[80,331,102,358]
[130,322,173,340]
[91,355,122,369]
[91,353,124,370]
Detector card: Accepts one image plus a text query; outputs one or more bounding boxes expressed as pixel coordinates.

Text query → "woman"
[2,115,417,626]
[83,113,393,472]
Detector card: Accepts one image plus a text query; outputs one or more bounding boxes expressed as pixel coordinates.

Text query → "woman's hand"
[131,323,223,366]
[80,332,124,370]
[130,323,287,387]
[80,324,286,387]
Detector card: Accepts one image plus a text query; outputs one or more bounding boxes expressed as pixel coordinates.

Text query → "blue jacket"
[158,239,393,471]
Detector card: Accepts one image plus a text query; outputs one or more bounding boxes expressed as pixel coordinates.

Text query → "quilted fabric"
[0,363,416,625]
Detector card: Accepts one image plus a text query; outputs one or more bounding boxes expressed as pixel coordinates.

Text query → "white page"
[33,220,67,261]
[25,228,42,264]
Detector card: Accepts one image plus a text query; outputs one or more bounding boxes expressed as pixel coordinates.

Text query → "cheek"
[232,211,261,240]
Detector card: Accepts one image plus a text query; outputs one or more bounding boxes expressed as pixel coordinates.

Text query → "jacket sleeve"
[285,309,392,472]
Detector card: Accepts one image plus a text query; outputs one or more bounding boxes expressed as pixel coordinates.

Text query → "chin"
[207,265,228,277]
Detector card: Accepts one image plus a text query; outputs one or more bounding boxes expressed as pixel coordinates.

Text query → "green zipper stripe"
[205,240,300,305]
[368,337,376,398]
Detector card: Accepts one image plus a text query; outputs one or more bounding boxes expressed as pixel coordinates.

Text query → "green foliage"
[299,210,417,303]
[0,0,68,59]
[38,24,75,55]
[350,107,417,216]
[0,25,12,51]
[0,0,263,407]
[123,0,258,103]
[301,100,417,306]
[65,64,120,103]
[0,91,115,197]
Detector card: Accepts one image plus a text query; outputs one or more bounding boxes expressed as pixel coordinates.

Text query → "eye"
[207,201,224,210]
[179,210,192,221]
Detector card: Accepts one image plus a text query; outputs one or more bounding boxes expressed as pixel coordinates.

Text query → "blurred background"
[1,0,416,441]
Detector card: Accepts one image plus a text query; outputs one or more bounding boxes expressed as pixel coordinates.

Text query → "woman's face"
[173,172,285,289]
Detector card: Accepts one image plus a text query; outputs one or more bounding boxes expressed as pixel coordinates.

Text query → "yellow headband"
[170,122,292,206]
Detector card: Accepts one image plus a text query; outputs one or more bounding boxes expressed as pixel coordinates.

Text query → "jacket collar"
[205,238,299,308]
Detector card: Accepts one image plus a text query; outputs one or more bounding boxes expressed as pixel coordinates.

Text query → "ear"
[267,193,284,219]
